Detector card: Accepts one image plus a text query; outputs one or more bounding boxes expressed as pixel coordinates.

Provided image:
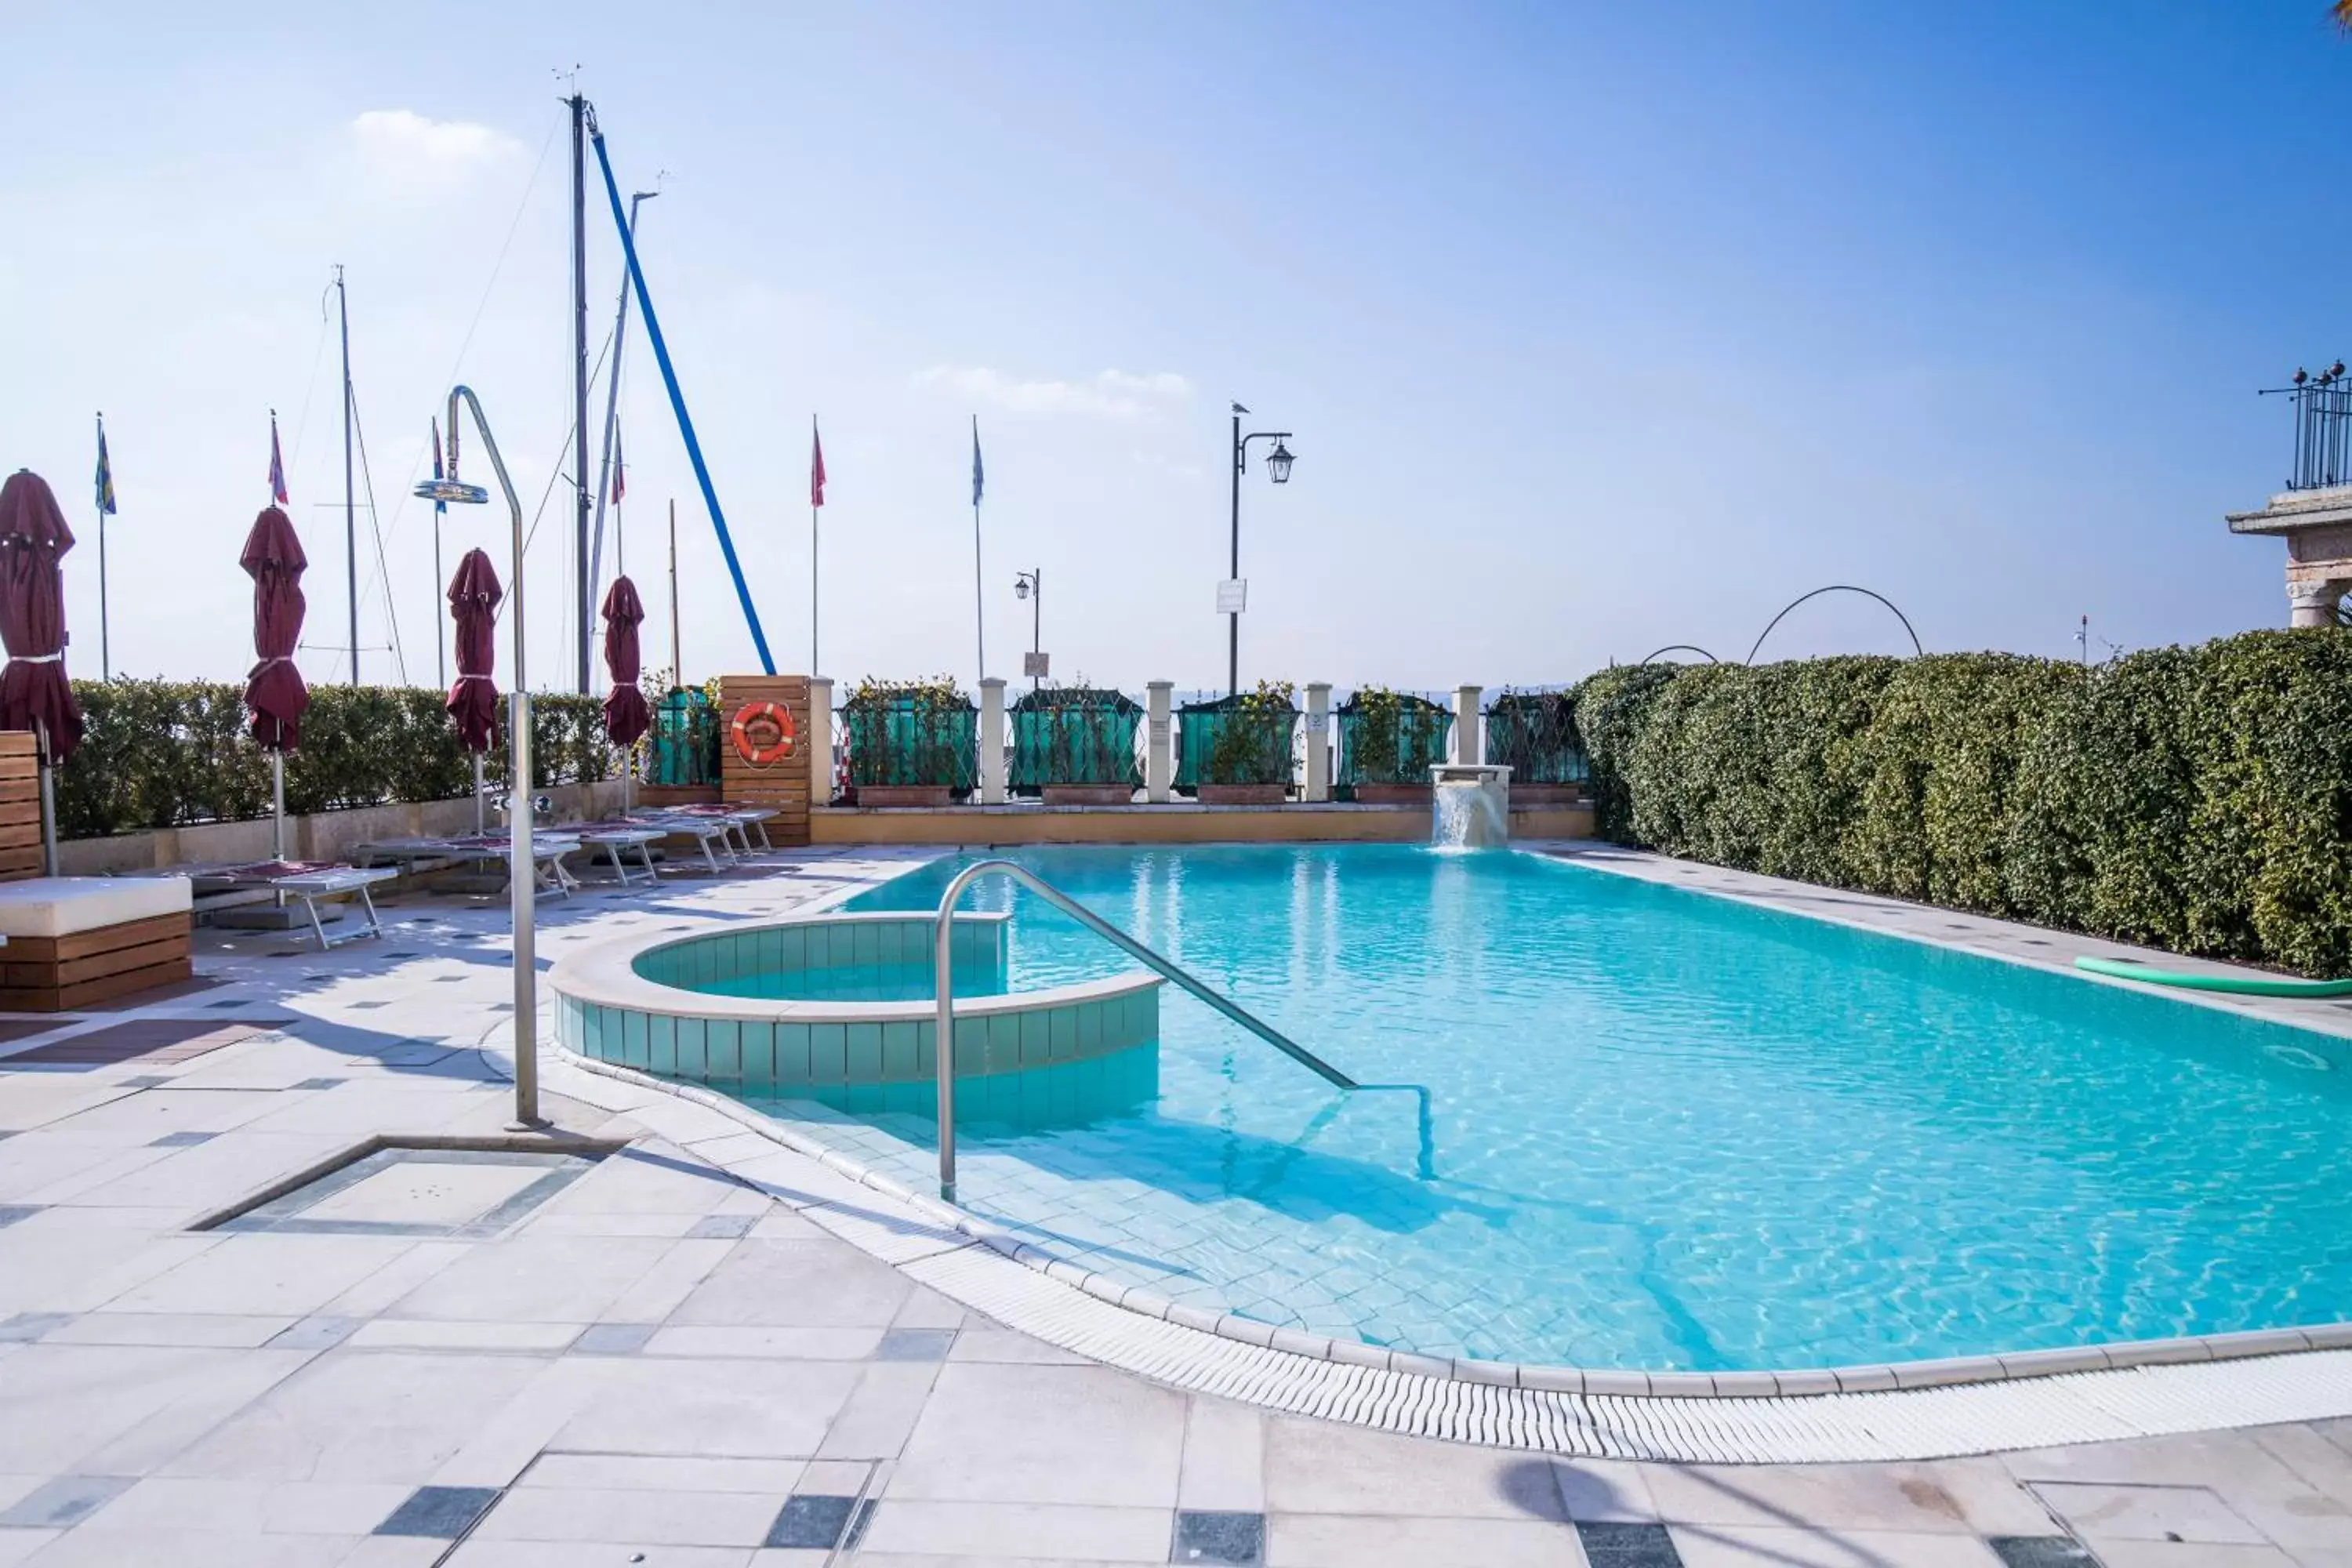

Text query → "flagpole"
[336,266,358,684]
[971,416,985,687]
[810,414,820,677]
[94,413,111,682]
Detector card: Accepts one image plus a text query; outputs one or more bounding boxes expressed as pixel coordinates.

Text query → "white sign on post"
[1215,579,1248,614]
[1022,651,1050,680]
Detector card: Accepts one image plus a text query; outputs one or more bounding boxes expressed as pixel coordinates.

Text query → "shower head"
[413,477,491,506]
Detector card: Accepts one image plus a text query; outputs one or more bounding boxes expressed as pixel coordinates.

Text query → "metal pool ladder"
[934,858,1388,1200]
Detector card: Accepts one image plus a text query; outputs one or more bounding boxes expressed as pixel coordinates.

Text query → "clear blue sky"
[3,2,2344,693]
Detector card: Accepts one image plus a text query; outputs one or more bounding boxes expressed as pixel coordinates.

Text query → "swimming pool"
[736,843,2352,1374]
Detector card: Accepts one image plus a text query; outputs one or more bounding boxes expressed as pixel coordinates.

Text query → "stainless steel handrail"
[934,857,1356,1199]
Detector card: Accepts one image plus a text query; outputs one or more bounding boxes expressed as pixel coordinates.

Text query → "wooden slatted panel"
[0,913,194,1012]
[0,731,36,883]
[717,675,811,846]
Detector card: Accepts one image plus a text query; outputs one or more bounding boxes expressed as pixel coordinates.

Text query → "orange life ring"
[729,701,796,768]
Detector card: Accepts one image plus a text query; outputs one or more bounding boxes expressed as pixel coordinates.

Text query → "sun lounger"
[619,812,739,873]
[561,822,672,886]
[354,833,585,898]
[184,860,398,949]
[645,804,776,855]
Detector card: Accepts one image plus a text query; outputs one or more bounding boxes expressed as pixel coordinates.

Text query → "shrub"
[1203,681,1298,786]
[1568,630,2352,978]
[54,679,618,838]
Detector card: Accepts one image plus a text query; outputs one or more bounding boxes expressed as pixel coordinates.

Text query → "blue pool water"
[747,844,2352,1372]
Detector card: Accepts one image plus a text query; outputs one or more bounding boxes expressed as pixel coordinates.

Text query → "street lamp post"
[1014,569,1042,691]
[1227,401,1294,697]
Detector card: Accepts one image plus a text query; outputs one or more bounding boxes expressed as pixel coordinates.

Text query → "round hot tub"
[550,910,1163,1105]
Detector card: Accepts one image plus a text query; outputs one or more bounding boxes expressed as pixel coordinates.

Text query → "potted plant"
[1338,686,1451,805]
[1011,684,1142,806]
[1483,688,1588,807]
[1193,681,1297,805]
[840,676,977,807]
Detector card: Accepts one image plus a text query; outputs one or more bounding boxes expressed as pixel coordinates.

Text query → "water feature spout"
[1431,764,1511,847]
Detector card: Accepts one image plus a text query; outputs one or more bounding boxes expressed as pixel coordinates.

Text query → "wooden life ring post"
[717,675,815,846]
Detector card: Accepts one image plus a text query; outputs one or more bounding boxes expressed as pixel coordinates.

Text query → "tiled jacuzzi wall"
[550,910,1163,1094]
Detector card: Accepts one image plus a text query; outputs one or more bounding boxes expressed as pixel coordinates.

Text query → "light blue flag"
[971,417,984,507]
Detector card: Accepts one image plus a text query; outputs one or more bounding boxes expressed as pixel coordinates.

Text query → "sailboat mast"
[590,188,655,615]
[337,265,357,684]
[572,93,593,695]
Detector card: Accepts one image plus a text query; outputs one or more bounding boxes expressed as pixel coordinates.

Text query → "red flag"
[611,425,626,505]
[811,419,826,509]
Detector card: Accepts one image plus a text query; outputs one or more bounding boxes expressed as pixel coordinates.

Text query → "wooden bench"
[0,877,194,1011]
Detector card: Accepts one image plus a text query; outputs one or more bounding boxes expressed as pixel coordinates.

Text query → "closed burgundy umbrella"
[446,547,501,832]
[601,575,650,749]
[445,547,502,754]
[0,471,83,760]
[240,506,310,862]
[0,471,83,875]
[240,507,309,750]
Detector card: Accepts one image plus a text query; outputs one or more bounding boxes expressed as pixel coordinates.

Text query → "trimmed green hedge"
[56,681,619,839]
[1570,631,2352,977]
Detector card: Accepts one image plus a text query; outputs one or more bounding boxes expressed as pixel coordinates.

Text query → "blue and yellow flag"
[94,415,116,517]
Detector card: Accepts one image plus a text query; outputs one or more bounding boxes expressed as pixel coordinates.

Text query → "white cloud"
[348,110,524,187]
[911,365,1192,419]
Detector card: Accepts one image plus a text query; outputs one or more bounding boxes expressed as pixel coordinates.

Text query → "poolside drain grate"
[2,1018,291,1069]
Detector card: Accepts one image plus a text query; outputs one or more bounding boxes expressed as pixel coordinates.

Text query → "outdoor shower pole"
[443,386,543,1129]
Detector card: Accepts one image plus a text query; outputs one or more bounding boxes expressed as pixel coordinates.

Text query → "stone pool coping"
[532,840,2352,1457]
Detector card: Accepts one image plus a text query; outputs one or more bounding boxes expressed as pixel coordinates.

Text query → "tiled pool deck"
[1,841,2350,1563]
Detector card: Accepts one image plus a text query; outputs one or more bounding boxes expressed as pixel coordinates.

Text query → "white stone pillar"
[1453,685,1483,767]
[2291,580,2350,630]
[804,677,833,805]
[978,677,1007,805]
[1145,682,1174,803]
[1303,683,1333,803]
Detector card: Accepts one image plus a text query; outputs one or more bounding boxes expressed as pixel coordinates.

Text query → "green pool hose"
[2073,955,2352,998]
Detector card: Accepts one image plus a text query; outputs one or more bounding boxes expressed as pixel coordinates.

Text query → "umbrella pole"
[271,750,286,862]
[34,720,54,877]
[474,753,486,835]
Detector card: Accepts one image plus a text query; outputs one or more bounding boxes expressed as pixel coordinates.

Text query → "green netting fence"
[1334,690,1452,793]
[1483,689,1589,786]
[648,688,723,788]
[1174,689,1299,793]
[840,691,978,797]
[1008,688,1143,793]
